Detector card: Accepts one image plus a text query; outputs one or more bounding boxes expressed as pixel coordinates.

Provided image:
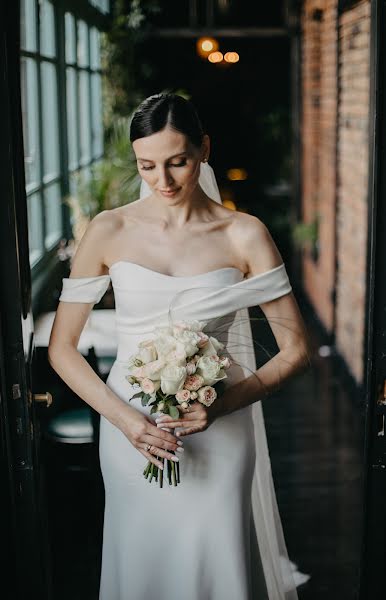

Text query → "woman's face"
[132,126,209,201]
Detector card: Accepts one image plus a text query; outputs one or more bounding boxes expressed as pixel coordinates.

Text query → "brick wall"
[335,0,370,382]
[300,0,370,383]
[301,0,338,333]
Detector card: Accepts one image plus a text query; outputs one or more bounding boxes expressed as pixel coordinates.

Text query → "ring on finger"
[145,443,152,452]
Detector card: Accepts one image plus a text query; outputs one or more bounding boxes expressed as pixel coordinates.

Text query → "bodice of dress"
[59,261,292,364]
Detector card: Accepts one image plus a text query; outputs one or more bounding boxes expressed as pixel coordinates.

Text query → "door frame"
[0,2,52,597]
[359,0,386,596]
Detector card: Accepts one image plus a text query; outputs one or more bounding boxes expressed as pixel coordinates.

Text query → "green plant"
[292,214,320,253]
[65,115,142,233]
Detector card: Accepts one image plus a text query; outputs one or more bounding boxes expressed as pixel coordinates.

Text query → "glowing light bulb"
[224,52,240,63]
[196,37,219,59]
[227,168,248,181]
[208,51,223,63]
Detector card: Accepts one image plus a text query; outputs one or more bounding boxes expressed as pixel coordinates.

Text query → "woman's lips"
[159,188,180,197]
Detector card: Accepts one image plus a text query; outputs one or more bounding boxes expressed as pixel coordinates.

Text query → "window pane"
[77,21,89,68]
[66,67,79,170]
[65,12,76,64]
[91,73,103,158]
[40,0,56,58]
[90,27,101,70]
[41,61,60,179]
[20,0,37,52]
[79,71,91,165]
[27,192,44,264]
[20,58,40,188]
[44,183,62,248]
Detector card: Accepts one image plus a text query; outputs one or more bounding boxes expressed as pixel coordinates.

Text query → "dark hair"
[130,93,205,149]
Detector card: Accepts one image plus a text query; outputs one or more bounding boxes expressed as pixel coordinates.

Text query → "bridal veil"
[139,161,306,599]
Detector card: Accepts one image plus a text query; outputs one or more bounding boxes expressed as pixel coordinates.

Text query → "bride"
[48,92,311,599]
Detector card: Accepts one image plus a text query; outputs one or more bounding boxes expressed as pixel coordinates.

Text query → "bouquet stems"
[143,453,179,487]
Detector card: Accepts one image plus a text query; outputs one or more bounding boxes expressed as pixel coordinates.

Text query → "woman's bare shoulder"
[230,212,283,275]
[67,207,139,277]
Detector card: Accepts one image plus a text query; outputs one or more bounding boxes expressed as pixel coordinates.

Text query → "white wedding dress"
[59,259,308,600]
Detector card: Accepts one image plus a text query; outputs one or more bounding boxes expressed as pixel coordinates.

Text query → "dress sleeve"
[59,275,111,304]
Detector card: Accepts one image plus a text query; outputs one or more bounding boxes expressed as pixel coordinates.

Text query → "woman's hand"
[121,407,183,469]
[155,401,221,437]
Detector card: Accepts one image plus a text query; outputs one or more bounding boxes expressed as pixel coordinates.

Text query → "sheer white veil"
[139,161,308,599]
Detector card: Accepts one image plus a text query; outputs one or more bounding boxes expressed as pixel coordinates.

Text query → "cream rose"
[154,334,178,358]
[186,360,197,375]
[160,365,187,395]
[196,356,227,386]
[140,378,160,394]
[142,358,166,381]
[137,339,158,364]
[197,385,217,407]
[173,329,201,357]
[175,389,191,404]
[184,373,205,391]
[164,342,187,366]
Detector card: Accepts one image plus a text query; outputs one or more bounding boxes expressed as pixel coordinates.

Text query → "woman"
[48,93,310,600]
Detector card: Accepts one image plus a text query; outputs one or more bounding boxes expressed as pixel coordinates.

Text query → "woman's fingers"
[138,448,164,469]
[141,441,180,463]
[143,433,182,453]
[147,421,180,445]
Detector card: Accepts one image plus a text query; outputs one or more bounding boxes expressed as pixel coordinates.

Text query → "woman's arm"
[156,216,311,435]
[48,212,182,467]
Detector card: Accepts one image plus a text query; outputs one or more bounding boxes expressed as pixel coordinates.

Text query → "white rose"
[138,340,158,364]
[174,329,201,357]
[190,391,198,400]
[157,401,165,412]
[154,335,179,359]
[160,365,187,395]
[196,356,227,386]
[199,337,224,358]
[142,358,166,381]
[164,341,187,366]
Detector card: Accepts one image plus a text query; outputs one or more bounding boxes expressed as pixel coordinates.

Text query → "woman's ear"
[201,134,210,162]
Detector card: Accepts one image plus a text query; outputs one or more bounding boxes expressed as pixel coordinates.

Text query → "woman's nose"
[157,168,173,188]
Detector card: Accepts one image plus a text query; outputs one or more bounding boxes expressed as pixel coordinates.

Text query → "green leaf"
[141,394,151,406]
[150,405,158,415]
[169,405,180,420]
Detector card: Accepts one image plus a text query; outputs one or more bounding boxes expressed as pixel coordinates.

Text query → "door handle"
[33,392,53,407]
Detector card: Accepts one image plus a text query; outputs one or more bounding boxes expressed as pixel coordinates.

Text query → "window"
[20,0,108,271]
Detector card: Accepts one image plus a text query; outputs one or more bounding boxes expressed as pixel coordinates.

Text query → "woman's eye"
[170,160,187,167]
[140,159,187,171]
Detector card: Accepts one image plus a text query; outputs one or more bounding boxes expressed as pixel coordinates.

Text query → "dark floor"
[42,309,365,600]
[262,314,365,600]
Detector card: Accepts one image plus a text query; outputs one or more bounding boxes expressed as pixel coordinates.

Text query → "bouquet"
[125,319,232,487]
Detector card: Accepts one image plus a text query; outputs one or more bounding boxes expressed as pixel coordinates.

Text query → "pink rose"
[219,356,232,369]
[140,378,157,394]
[186,360,197,375]
[197,385,217,407]
[184,374,205,391]
[175,389,191,404]
[196,332,209,348]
